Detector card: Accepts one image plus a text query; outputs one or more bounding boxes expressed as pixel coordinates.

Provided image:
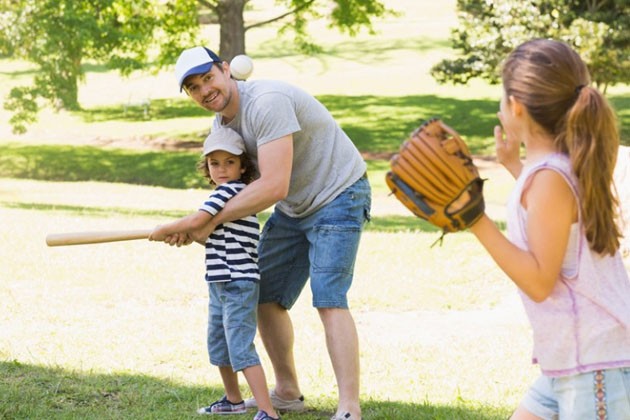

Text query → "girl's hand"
[495,112,523,178]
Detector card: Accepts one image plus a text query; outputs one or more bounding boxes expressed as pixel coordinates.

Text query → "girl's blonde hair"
[502,39,621,255]
[196,152,257,187]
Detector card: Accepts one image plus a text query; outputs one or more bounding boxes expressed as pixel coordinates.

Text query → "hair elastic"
[575,84,586,95]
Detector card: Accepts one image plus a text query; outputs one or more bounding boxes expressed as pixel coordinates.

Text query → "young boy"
[149,127,279,420]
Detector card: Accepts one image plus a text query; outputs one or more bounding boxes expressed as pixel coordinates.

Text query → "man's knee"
[317,307,352,325]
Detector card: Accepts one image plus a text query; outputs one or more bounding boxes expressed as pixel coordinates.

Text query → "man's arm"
[190,135,293,242]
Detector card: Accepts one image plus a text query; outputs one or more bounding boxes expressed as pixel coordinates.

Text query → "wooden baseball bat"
[46,229,153,247]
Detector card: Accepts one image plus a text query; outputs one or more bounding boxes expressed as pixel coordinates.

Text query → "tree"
[0,0,198,133]
[0,0,393,134]
[431,0,629,92]
[204,0,393,60]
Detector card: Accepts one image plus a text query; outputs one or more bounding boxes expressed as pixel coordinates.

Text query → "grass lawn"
[0,180,533,419]
[0,0,628,418]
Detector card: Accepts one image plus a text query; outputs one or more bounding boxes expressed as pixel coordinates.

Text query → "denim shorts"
[521,368,630,419]
[258,176,371,309]
[206,280,261,372]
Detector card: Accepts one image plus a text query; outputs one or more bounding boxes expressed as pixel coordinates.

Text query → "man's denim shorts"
[521,368,630,419]
[258,176,371,309]
[206,280,261,372]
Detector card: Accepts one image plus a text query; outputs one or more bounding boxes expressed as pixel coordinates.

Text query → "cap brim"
[179,62,214,91]
[203,145,244,156]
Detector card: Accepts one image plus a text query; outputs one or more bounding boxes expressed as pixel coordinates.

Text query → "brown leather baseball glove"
[386,118,485,238]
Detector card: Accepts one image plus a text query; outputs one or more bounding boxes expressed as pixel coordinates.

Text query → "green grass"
[39,93,630,152]
[0,361,511,420]
[0,143,206,189]
[0,197,527,420]
[0,0,628,418]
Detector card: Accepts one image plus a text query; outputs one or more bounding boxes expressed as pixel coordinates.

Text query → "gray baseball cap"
[203,127,246,156]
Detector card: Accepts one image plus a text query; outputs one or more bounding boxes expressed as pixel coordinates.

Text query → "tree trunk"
[216,0,247,61]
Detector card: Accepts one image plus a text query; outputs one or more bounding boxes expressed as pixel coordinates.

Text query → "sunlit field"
[1,0,628,418]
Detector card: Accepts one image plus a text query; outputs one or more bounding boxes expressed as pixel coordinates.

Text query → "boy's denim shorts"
[206,280,261,372]
[258,176,371,309]
[521,368,630,419]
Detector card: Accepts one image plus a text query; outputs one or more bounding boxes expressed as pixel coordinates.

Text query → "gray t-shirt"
[214,80,366,218]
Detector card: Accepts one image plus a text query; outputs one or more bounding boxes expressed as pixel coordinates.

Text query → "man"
[174,46,370,420]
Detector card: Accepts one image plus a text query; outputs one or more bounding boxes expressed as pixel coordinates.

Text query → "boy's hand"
[149,226,192,246]
[148,225,167,242]
[164,232,194,247]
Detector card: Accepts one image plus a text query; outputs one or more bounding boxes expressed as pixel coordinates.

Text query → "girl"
[469,39,630,418]
[150,127,280,420]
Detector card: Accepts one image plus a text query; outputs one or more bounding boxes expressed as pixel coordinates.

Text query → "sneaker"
[244,389,305,411]
[253,410,281,420]
[331,413,352,420]
[197,395,247,415]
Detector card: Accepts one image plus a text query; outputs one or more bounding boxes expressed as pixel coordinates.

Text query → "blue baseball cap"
[175,47,222,91]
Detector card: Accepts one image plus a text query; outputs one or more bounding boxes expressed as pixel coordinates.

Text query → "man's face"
[183,63,234,114]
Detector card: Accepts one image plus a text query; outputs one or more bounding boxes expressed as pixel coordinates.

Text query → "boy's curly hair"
[196,152,257,187]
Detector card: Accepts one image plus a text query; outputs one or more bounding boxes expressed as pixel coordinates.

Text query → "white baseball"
[230,55,253,80]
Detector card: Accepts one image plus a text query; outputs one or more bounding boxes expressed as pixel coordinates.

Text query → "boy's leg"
[242,364,279,418]
[218,365,242,403]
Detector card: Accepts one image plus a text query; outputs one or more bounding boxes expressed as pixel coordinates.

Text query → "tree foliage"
[431,0,629,91]
[1,0,393,134]
[205,0,393,58]
[0,0,198,133]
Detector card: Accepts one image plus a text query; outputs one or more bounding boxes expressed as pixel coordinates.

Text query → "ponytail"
[563,87,621,255]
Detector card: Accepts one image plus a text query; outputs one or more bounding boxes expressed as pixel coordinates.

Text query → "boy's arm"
[189,136,292,243]
[149,210,212,244]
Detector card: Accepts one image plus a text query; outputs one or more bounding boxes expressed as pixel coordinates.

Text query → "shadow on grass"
[0,143,207,189]
[0,200,440,234]
[0,201,506,234]
[75,93,630,154]
[0,140,502,234]
[0,360,510,420]
[75,95,504,155]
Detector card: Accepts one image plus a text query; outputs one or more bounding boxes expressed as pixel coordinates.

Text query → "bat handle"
[46,229,153,247]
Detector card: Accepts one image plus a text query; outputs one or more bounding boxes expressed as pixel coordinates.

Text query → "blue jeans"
[207,280,261,372]
[258,176,371,309]
[521,368,630,419]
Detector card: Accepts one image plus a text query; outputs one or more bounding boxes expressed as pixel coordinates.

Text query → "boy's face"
[183,62,234,114]
[207,150,245,185]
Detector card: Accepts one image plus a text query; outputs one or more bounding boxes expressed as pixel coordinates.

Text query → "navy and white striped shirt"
[199,181,259,283]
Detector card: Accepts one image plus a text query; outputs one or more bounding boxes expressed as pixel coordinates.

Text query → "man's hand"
[190,223,216,244]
